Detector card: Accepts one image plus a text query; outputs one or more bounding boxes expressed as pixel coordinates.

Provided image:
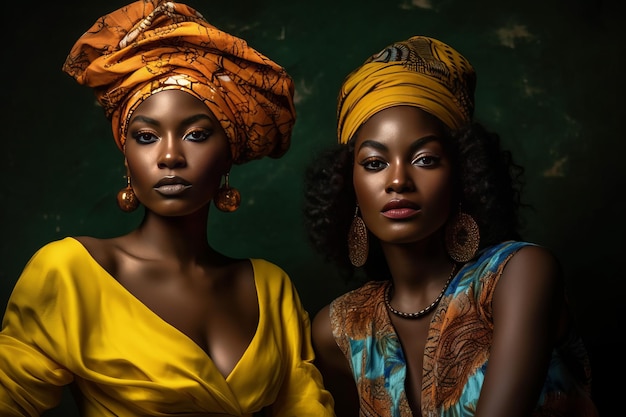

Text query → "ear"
[122,157,134,180]
[223,157,233,176]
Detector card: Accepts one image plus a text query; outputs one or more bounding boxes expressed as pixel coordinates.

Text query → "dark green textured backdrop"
[1,1,622,415]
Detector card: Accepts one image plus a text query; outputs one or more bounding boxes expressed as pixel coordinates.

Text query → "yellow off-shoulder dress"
[0,237,334,416]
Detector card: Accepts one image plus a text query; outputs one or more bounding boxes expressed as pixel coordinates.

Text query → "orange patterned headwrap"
[62,0,295,164]
[337,36,476,145]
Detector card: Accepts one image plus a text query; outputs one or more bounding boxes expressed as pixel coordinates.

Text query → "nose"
[157,138,186,169]
[385,164,415,193]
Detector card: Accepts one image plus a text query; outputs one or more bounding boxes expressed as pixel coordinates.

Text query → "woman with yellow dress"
[0,1,335,415]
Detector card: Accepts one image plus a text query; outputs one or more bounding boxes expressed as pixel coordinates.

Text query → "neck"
[380,233,461,317]
[381,235,450,288]
[127,206,215,263]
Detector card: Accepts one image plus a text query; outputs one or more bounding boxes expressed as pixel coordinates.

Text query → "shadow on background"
[1,0,621,415]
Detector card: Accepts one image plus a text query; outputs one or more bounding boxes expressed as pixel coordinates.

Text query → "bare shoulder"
[494,243,565,330]
[72,235,119,274]
[508,244,561,269]
[500,244,563,290]
[69,235,158,282]
[312,305,334,351]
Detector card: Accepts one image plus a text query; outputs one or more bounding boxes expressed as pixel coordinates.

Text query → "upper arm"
[476,245,565,417]
[312,305,359,417]
[260,270,336,416]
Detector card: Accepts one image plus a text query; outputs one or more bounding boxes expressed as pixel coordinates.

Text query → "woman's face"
[352,105,453,245]
[124,89,232,216]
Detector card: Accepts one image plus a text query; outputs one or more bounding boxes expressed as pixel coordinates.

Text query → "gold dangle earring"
[213,172,241,212]
[445,205,480,262]
[116,173,139,213]
[348,205,368,267]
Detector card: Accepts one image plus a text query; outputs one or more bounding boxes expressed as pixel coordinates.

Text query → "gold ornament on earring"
[213,173,241,212]
[445,210,480,263]
[116,175,139,212]
[348,205,369,267]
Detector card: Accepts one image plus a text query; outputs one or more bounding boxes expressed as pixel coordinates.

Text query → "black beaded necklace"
[384,263,458,319]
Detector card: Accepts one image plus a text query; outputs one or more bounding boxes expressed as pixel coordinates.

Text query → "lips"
[382,199,419,211]
[381,199,420,219]
[153,175,192,196]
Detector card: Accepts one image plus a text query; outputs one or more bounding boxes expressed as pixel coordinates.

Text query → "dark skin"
[75,90,259,378]
[312,106,566,417]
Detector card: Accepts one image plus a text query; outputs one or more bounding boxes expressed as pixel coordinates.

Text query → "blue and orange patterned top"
[329,241,598,417]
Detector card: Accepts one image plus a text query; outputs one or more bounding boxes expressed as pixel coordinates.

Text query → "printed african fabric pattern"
[62,0,295,164]
[337,36,475,144]
[329,241,597,417]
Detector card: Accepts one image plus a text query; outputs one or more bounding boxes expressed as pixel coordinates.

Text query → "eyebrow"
[357,135,439,153]
[129,113,214,127]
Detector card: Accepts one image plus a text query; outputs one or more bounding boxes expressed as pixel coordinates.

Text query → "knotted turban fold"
[337,36,476,145]
[62,0,296,164]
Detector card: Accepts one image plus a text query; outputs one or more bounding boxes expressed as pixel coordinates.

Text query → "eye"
[133,131,159,145]
[184,129,212,142]
[412,154,441,167]
[360,156,388,171]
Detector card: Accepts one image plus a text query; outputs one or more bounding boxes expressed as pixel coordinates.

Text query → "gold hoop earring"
[213,173,241,212]
[445,209,480,263]
[348,205,368,267]
[116,174,139,213]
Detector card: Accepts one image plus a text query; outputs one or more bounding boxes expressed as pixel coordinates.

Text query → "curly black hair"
[302,121,526,283]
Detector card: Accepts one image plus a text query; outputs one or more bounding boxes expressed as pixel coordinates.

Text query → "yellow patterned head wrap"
[337,36,476,144]
[62,0,295,164]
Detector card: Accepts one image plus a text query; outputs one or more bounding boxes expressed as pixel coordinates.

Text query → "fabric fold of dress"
[0,237,334,416]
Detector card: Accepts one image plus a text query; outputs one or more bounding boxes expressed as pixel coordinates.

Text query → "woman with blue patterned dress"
[302,36,598,417]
